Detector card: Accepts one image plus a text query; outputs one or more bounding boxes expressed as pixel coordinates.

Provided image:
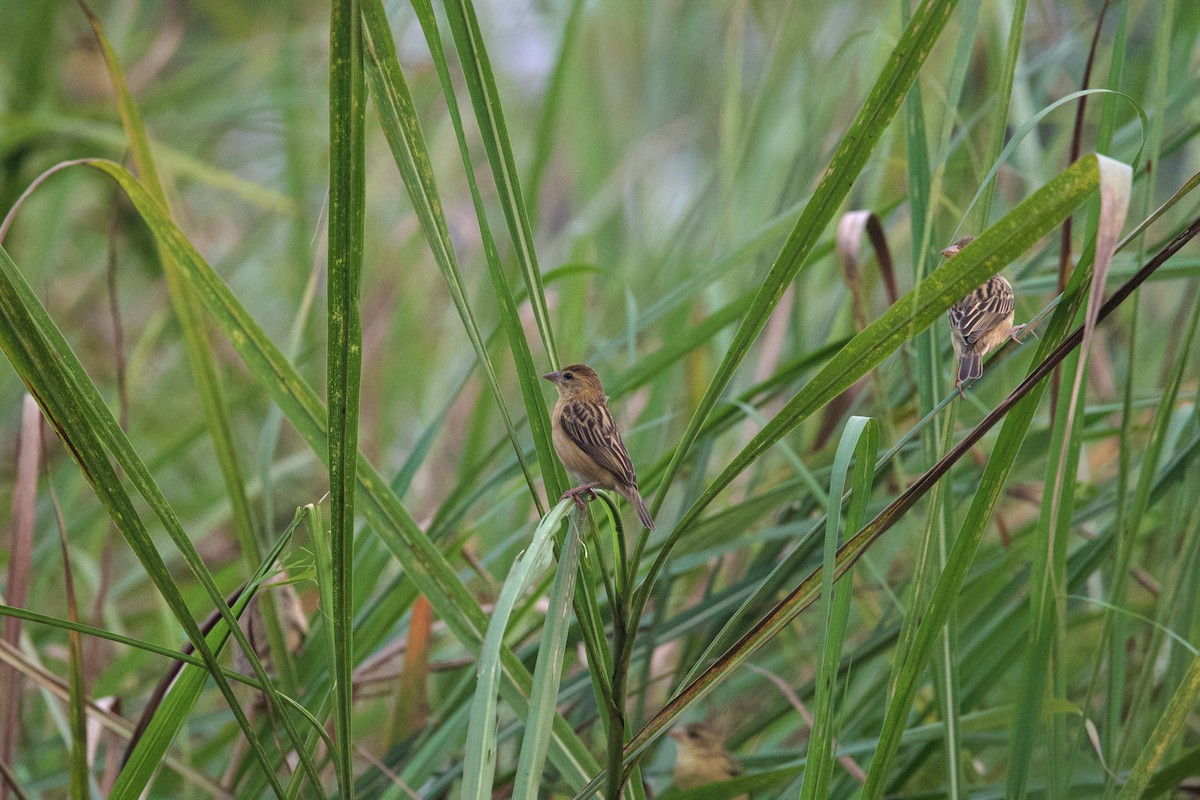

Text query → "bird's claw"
[956,380,967,399]
[561,482,601,510]
[1009,323,1036,343]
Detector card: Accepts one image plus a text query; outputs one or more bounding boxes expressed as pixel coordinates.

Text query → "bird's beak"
[542,371,561,383]
[940,245,958,258]
[667,727,684,741]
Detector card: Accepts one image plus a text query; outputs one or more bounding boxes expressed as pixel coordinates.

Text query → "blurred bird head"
[940,235,976,259]
[668,723,742,789]
[542,363,604,401]
[668,722,726,752]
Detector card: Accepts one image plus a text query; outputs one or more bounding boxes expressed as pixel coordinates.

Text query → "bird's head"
[667,723,725,756]
[542,363,605,401]
[940,235,976,259]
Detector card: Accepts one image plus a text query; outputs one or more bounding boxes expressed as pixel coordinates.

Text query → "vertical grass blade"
[461,500,573,799]
[438,0,560,366]
[328,0,367,795]
[801,416,878,800]
[512,521,582,800]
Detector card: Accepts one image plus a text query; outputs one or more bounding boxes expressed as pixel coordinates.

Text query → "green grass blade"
[438,0,559,366]
[648,0,958,521]
[860,158,1131,800]
[461,500,573,799]
[637,154,1113,614]
[78,7,317,781]
[362,0,560,505]
[0,241,291,799]
[801,416,878,800]
[513,520,583,800]
[75,159,599,787]
[1116,652,1200,799]
[328,0,367,795]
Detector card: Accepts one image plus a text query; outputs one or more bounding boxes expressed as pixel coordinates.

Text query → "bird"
[543,364,655,530]
[942,235,1026,395]
[668,723,746,797]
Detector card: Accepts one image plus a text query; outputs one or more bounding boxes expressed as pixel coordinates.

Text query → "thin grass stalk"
[902,0,982,791]
[1062,3,1131,787]
[1108,0,1176,776]
[0,396,39,795]
[77,0,270,645]
[973,0,1028,228]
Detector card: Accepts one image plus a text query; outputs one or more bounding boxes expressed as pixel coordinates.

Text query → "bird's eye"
[563,372,574,380]
[687,730,700,740]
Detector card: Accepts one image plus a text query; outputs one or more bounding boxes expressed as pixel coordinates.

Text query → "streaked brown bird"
[543,364,655,530]
[942,235,1025,394]
[668,723,746,797]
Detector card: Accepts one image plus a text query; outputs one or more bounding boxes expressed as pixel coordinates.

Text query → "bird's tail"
[626,487,655,530]
[958,352,982,384]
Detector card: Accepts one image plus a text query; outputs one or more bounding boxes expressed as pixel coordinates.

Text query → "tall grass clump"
[0,1,1198,798]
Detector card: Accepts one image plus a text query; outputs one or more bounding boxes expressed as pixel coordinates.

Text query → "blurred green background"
[1,0,1199,797]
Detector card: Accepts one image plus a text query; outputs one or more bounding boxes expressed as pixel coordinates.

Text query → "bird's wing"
[558,402,638,486]
[949,278,1014,346]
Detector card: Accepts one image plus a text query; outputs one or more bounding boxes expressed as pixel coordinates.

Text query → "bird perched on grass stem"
[668,723,746,797]
[543,364,655,530]
[942,235,1027,395]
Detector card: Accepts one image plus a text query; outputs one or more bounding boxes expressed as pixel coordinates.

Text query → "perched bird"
[942,235,1025,394]
[668,723,746,797]
[543,364,655,530]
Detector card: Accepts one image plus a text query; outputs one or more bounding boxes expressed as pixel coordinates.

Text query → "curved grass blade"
[648,0,958,523]
[78,6,319,786]
[0,242,290,799]
[635,154,1119,618]
[362,0,560,506]
[67,159,598,787]
[800,416,878,800]
[438,0,559,366]
[328,0,367,795]
[112,531,291,800]
[461,500,573,799]
[513,520,583,800]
